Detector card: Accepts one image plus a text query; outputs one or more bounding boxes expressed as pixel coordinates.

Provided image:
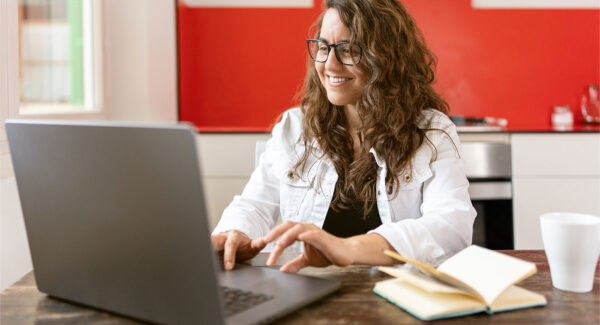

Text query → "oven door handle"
[468,181,512,200]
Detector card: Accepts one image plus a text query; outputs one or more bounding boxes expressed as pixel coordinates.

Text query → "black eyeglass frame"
[306,39,363,66]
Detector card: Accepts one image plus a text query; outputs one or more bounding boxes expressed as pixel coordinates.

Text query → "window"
[18,0,103,115]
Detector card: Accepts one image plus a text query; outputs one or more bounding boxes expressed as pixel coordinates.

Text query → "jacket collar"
[369,147,386,168]
[307,138,387,168]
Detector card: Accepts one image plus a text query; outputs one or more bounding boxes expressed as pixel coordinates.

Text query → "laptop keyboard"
[220,286,274,317]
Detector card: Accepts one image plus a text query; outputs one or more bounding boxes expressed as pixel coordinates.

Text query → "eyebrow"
[317,37,351,44]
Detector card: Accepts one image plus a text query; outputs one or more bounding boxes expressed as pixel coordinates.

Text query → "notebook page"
[374,278,486,321]
[437,246,537,306]
[378,266,469,295]
[487,285,547,312]
[383,249,485,302]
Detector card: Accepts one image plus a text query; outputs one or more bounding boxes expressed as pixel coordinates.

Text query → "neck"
[344,104,363,159]
[344,104,361,133]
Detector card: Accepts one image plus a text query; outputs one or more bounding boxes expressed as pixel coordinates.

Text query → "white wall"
[0,0,31,293]
[0,0,178,291]
[104,0,177,122]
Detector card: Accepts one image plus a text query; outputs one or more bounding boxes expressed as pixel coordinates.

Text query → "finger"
[263,221,298,243]
[250,237,267,252]
[211,233,227,251]
[223,232,241,270]
[300,231,352,266]
[267,224,305,266]
[280,253,309,273]
[298,230,328,251]
[298,230,336,263]
[236,237,267,261]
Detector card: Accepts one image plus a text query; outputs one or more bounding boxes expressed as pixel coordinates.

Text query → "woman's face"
[316,9,367,109]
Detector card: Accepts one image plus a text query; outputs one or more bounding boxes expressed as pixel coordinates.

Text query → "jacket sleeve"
[368,114,476,266]
[211,109,300,239]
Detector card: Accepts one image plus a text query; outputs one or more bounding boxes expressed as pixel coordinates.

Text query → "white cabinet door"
[513,177,600,249]
[196,133,271,229]
[512,133,600,249]
[512,134,600,176]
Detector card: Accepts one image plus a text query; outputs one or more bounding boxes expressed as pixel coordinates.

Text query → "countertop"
[195,124,600,134]
[458,123,600,133]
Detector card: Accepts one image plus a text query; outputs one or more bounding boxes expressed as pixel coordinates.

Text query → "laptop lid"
[6,120,224,324]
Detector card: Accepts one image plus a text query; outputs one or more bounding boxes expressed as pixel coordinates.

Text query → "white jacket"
[212,107,476,265]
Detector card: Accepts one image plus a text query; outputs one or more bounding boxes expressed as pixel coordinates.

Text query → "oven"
[462,142,514,249]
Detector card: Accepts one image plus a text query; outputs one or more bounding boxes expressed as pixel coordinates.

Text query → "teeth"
[329,76,351,83]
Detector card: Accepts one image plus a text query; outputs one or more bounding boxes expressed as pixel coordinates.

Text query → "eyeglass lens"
[308,40,361,65]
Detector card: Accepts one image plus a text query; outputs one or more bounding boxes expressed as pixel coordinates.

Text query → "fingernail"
[226,262,233,269]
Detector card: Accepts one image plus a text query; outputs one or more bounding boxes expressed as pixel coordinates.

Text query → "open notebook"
[374,245,547,321]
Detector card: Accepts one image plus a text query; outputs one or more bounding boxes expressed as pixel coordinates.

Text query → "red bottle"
[581,85,600,124]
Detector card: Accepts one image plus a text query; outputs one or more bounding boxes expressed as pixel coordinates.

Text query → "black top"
[322,195,382,238]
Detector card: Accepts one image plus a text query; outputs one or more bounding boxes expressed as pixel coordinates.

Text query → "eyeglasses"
[306,39,363,66]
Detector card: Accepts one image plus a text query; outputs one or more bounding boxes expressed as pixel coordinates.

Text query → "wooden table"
[1,250,599,324]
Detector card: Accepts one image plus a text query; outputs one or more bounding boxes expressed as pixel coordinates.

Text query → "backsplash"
[178,0,599,131]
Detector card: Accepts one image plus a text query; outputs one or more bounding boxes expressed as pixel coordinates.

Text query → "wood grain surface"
[1,250,598,324]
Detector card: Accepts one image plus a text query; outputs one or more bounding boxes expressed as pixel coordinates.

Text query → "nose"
[323,49,343,70]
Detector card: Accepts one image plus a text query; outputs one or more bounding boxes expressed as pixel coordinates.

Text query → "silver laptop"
[6,120,340,325]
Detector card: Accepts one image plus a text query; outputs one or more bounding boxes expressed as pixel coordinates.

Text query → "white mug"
[540,212,600,293]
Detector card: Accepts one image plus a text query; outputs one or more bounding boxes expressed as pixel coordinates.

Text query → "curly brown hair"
[296,0,449,215]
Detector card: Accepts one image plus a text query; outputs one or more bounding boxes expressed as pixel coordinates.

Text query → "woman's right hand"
[211,230,267,270]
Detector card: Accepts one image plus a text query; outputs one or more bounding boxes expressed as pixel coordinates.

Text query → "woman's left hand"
[262,221,353,273]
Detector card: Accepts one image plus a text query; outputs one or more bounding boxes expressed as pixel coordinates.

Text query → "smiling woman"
[211,0,476,273]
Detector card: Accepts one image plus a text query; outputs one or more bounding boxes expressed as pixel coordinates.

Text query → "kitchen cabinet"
[511,133,600,249]
[195,131,600,245]
[195,133,270,229]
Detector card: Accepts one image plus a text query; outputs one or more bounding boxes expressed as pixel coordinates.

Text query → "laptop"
[5,120,340,325]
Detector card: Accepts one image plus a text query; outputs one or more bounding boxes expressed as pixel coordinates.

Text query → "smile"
[327,75,352,85]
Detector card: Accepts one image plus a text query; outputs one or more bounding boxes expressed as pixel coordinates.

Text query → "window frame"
[1,0,18,179]
[14,0,108,119]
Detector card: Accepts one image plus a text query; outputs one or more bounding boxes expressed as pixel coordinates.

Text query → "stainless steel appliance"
[450,116,508,132]
[462,142,514,249]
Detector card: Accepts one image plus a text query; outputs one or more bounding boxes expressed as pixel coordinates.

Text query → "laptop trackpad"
[219,265,282,289]
[219,266,331,301]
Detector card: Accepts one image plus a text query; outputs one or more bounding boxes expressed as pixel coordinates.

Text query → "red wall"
[177,1,599,131]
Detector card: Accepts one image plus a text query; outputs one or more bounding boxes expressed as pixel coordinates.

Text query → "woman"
[211,0,476,273]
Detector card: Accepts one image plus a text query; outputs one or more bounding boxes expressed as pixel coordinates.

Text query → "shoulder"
[418,109,454,132]
[417,109,459,147]
[270,107,304,152]
[412,109,461,165]
[276,107,303,133]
